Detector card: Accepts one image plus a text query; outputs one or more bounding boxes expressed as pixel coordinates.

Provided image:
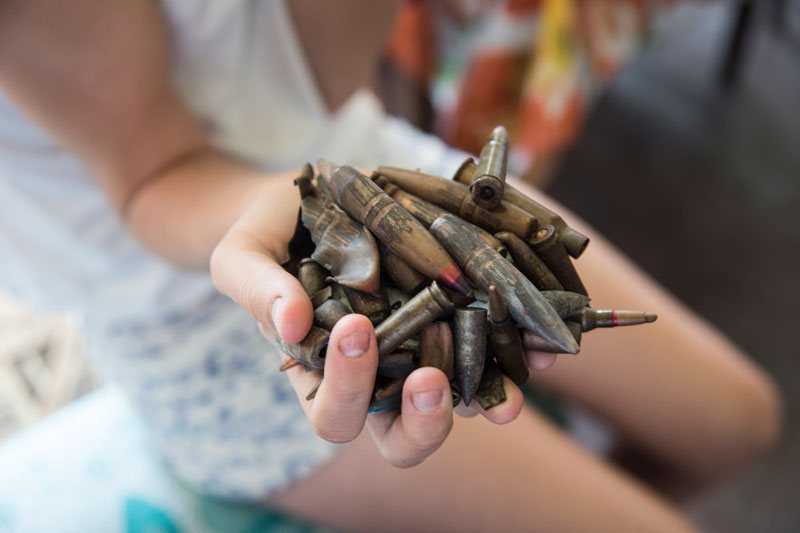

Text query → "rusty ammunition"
[566,320,583,345]
[379,244,428,294]
[488,285,529,385]
[376,166,538,241]
[521,320,583,353]
[298,258,328,297]
[369,379,404,413]
[343,286,390,326]
[495,231,563,291]
[475,359,507,410]
[313,299,351,330]
[470,126,508,210]
[453,307,487,406]
[529,225,587,296]
[569,308,658,332]
[310,286,333,309]
[430,214,579,354]
[306,378,323,401]
[542,290,592,318]
[375,281,455,356]
[275,327,328,369]
[293,162,316,199]
[418,321,455,380]
[453,157,590,258]
[301,193,381,293]
[321,161,472,297]
[279,358,302,372]
[378,350,418,380]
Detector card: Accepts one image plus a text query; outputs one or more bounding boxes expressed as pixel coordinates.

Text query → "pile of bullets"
[280,126,656,412]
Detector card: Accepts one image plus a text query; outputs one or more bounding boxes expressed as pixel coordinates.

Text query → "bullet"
[375,281,455,356]
[376,166,539,241]
[343,286,391,326]
[378,350,418,380]
[529,225,588,296]
[301,193,381,293]
[293,162,316,199]
[495,231,563,291]
[475,359,507,410]
[488,285,529,385]
[275,327,328,369]
[369,379,404,413]
[313,299,352,330]
[279,358,302,372]
[521,320,583,353]
[453,307,488,406]
[569,308,658,332]
[453,157,590,258]
[298,258,328,297]
[321,160,472,297]
[430,214,579,354]
[379,244,429,294]
[470,126,509,210]
[542,290,592,318]
[418,321,455,380]
[309,286,333,309]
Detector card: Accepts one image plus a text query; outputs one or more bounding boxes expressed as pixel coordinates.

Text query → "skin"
[0,0,782,530]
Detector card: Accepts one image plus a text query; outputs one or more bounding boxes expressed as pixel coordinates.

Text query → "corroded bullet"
[453,157,590,258]
[275,327,328,369]
[298,258,328,297]
[542,290,592,318]
[430,214,579,354]
[522,320,583,353]
[376,166,539,241]
[375,281,455,356]
[488,285,529,385]
[569,308,658,332]
[369,379,404,413]
[321,160,472,297]
[453,307,487,406]
[310,286,333,309]
[301,193,381,293]
[293,162,316,199]
[470,126,509,210]
[529,225,588,296]
[343,286,391,326]
[313,299,351,330]
[379,244,428,294]
[495,231,563,291]
[475,359,507,410]
[418,321,455,380]
[378,350,418,380]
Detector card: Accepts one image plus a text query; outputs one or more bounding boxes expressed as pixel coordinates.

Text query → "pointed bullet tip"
[492,125,508,141]
[316,158,338,180]
[645,313,658,323]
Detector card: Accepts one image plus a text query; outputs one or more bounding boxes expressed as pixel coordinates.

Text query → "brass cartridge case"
[488,285,529,385]
[542,290,592,319]
[313,299,351,330]
[495,231,563,291]
[379,244,429,294]
[343,286,390,326]
[375,281,455,356]
[430,214,579,354]
[376,166,538,241]
[453,307,488,406]
[301,194,381,293]
[418,321,455,380]
[569,308,657,332]
[276,327,328,369]
[475,359,507,410]
[322,161,472,297]
[470,126,508,210]
[529,225,588,296]
[453,157,590,258]
[298,258,328,297]
[378,350,418,380]
[369,379,404,413]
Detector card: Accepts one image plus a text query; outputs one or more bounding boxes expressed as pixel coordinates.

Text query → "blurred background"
[2,0,798,531]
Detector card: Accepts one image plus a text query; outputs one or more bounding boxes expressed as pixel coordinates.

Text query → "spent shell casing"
[418,321,455,380]
[529,225,588,296]
[301,193,381,293]
[453,307,488,406]
[375,281,455,356]
[321,161,472,297]
[369,379,404,413]
[343,286,391,326]
[378,350,418,380]
[488,285,529,385]
[453,157,590,258]
[475,359,507,410]
[495,231,563,291]
[569,308,658,332]
[376,166,538,241]
[313,299,352,330]
[470,126,509,210]
[298,258,328,297]
[275,327,328,369]
[430,214,579,354]
[379,244,429,294]
[521,320,583,353]
[542,290,592,318]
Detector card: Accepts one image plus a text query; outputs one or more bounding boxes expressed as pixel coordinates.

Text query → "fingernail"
[270,297,284,338]
[339,330,370,358]
[412,390,443,413]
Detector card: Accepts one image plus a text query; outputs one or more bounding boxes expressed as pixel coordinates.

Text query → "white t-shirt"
[0,0,466,499]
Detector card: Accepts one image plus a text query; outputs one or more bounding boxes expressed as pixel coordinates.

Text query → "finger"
[467,375,524,425]
[309,314,378,443]
[526,351,558,371]
[211,235,312,343]
[366,367,453,468]
[281,354,324,419]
